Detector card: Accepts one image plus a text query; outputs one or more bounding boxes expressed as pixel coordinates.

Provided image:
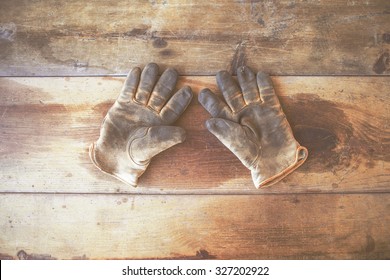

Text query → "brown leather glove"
[90,63,193,187]
[199,66,308,188]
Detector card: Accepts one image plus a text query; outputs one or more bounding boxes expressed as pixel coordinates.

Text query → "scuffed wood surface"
[0,193,389,259]
[0,76,389,194]
[0,0,389,76]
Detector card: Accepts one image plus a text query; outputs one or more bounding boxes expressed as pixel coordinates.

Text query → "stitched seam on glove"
[127,127,152,167]
[256,145,308,188]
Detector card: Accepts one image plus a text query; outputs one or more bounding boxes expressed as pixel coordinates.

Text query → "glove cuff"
[251,145,308,189]
[89,142,140,187]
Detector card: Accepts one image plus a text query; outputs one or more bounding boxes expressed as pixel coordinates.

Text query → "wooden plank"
[0,0,389,76]
[0,77,390,194]
[0,193,389,259]
[0,76,389,194]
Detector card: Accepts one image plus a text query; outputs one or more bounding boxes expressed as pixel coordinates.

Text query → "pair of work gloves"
[89,63,308,189]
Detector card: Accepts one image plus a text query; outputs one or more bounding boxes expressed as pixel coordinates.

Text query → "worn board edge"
[0,0,390,76]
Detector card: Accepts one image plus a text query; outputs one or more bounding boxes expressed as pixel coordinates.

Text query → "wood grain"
[0,76,389,194]
[0,0,389,76]
[0,193,389,259]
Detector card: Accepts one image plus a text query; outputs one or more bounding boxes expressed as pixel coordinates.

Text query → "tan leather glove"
[199,66,308,188]
[90,63,193,187]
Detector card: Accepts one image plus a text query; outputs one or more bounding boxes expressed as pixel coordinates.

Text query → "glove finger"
[216,70,246,112]
[160,86,193,123]
[257,72,280,106]
[206,118,259,168]
[134,63,159,105]
[237,66,260,104]
[119,67,141,101]
[198,88,231,118]
[130,126,186,163]
[148,67,178,112]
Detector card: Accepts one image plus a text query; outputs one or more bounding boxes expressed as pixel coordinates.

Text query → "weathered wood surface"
[0,193,389,259]
[0,0,389,76]
[0,76,389,194]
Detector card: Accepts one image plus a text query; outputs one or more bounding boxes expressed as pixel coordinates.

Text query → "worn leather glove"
[90,63,193,187]
[199,66,308,188]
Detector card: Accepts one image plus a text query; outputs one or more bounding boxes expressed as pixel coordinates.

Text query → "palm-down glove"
[90,63,193,187]
[199,66,308,188]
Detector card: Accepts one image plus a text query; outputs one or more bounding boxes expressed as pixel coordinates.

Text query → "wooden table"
[0,0,389,259]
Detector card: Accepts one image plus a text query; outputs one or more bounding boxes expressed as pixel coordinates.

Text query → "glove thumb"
[130,126,186,164]
[206,118,259,168]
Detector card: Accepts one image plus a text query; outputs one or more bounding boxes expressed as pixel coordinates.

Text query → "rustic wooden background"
[0,0,389,259]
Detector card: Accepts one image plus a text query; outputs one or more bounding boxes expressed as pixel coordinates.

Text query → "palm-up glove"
[90,63,193,187]
[198,66,308,188]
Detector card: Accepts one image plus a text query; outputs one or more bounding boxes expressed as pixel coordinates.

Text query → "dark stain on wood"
[17,250,57,260]
[373,51,389,74]
[195,249,214,259]
[93,249,216,260]
[0,40,13,60]
[125,27,150,37]
[74,61,89,69]
[282,94,389,172]
[0,23,15,59]
[152,37,168,48]
[365,235,376,253]
[72,254,89,260]
[24,33,58,62]
[0,101,102,164]
[159,49,175,57]
[17,31,77,69]
[295,125,338,165]
[9,31,110,73]
[147,249,215,260]
[382,33,390,44]
[282,95,350,172]
[0,253,14,260]
[291,196,300,204]
[257,17,265,26]
[0,23,16,41]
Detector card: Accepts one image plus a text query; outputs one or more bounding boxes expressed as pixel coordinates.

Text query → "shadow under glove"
[90,63,193,187]
[199,66,308,188]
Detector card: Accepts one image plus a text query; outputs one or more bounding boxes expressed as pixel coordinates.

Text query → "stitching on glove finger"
[160,103,179,119]
[229,91,246,112]
[232,100,262,115]
[133,89,151,105]
[147,92,167,112]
